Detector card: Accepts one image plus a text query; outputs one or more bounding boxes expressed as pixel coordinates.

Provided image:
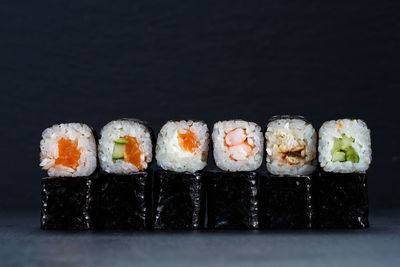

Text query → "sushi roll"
[40,123,97,177]
[212,120,263,172]
[315,119,371,228]
[207,120,262,229]
[154,120,209,229]
[318,119,371,173]
[156,120,209,172]
[265,116,317,176]
[98,119,153,174]
[39,123,97,230]
[259,116,315,229]
[96,119,153,229]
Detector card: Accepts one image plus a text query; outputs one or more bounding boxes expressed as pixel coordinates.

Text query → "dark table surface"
[1,209,400,267]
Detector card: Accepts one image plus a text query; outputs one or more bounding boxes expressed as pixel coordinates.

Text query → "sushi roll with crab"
[154,120,209,229]
[315,119,371,229]
[39,123,97,230]
[259,116,316,229]
[212,120,263,172]
[207,120,263,229]
[96,119,153,229]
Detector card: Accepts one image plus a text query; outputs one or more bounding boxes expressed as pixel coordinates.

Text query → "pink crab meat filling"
[229,142,252,161]
[225,128,247,147]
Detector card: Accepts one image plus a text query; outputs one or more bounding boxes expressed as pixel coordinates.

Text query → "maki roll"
[318,119,371,173]
[98,119,153,174]
[40,123,97,177]
[315,119,371,228]
[156,120,209,172]
[212,120,263,172]
[154,120,209,229]
[259,116,316,229]
[96,119,153,229]
[207,120,262,229]
[265,115,317,176]
[40,123,97,230]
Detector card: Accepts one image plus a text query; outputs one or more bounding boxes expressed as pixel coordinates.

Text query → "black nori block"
[314,172,369,229]
[206,171,258,229]
[153,171,205,230]
[41,176,97,230]
[258,173,312,229]
[96,171,152,229]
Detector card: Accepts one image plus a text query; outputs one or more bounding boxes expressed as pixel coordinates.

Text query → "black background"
[0,1,399,210]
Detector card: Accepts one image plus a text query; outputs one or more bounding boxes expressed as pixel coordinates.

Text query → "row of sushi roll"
[39,116,371,230]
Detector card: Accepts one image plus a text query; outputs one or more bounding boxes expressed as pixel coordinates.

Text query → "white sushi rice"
[213,120,263,172]
[40,123,97,177]
[98,120,153,174]
[265,118,317,176]
[156,120,209,173]
[318,119,371,173]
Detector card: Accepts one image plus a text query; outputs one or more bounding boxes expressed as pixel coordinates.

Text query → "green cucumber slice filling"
[114,137,128,144]
[331,134,359,163]
[112,142,126,160]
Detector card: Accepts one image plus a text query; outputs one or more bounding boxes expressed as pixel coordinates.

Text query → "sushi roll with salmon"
[98,119,153,174]
[207,120,262,229]
[315,119,371,229]
[96,119,153,229]
[259,116,316,229]
[154,120,209,229]
[155,120,209,173]
[40,123,97,177]
[39,123,98,230]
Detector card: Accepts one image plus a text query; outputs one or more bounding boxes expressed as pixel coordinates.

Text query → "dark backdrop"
[0,1,399,210]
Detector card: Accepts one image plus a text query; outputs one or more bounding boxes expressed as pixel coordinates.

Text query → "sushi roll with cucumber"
[318,119,371,173]
[212,120,263,172]
[154,120,209,229]
[98,119,153,174]
[265,116,317,176]
[315,119,371,229]
[39,123,97,230]
[40,123,97,177]
[96,119,153,229]
[155,120,209,173]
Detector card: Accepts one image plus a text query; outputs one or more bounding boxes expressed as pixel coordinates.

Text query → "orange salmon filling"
[178,129,199,153]
[124,136,144,170]
[54,138,81,169]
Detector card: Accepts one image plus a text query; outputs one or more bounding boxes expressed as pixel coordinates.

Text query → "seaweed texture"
[96,171,152,229]
[313,172,369,229]
[206,171,258,229]
[41,176,97,230]
[154,171,205,229]
[259,174,312,229]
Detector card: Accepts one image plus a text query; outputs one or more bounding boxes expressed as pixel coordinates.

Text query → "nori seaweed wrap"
[95,171,152,229]
[258,173,312,229]
[41,176,97,230]
[153,170,205,229]
[206,171,258,229]
[313,172,369,229]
